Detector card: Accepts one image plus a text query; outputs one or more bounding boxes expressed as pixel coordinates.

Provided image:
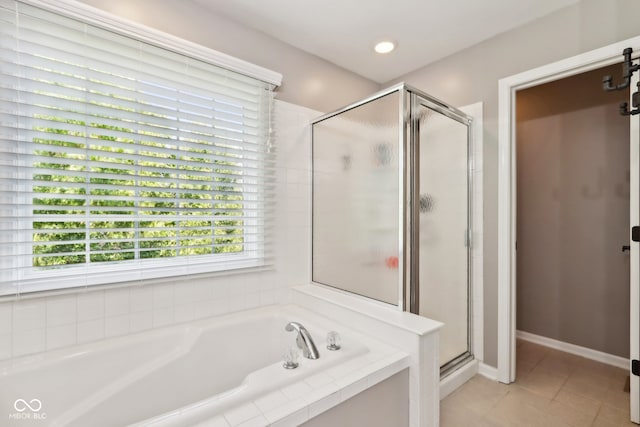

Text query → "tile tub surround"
[0,303,409,427]
[189,345,409,427]
[291,284,443,427]
[0,99,318,362]
[0,272,286,361]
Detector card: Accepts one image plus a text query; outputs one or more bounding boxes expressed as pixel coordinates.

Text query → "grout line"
[590,404,604,427]
[551,371,571,401]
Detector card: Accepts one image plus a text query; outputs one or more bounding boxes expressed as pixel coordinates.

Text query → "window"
[0,0,280,296]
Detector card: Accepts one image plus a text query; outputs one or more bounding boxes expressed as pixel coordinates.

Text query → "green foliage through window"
[32,103,247,267]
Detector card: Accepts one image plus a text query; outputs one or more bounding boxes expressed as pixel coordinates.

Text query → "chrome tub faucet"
[285,322,320,360]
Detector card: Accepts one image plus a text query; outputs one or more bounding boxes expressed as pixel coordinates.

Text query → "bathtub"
[0,304,406,426]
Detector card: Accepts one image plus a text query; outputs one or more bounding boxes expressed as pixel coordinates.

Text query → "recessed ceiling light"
[374,41,395,54]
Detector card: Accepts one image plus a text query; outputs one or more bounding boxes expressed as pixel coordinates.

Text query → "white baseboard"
[516,330,629,370]
[440,359,478,399]
[478,362,498,380]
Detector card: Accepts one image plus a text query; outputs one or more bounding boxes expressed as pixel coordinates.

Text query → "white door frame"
[631,66,640,424]
[497,35,640,390]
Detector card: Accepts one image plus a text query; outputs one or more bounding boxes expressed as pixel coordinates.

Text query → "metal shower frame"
[311,83,474,374]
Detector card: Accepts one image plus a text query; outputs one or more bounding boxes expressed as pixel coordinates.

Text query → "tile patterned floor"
[440,339,634,426]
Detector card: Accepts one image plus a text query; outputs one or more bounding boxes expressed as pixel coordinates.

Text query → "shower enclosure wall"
[312,84,473,375]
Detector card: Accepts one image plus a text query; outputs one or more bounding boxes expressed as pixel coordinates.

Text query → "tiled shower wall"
[0,100,319,361]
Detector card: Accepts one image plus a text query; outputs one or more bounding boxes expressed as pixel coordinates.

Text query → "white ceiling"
[193,0,580,83]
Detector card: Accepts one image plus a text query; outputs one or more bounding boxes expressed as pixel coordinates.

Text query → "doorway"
[497,36,640,423]
[515,64,630,363]
[514,65,631,414]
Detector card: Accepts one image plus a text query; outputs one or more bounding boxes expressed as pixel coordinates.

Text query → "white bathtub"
[0,304,380,426]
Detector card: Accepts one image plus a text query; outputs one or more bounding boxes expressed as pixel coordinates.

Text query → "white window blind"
[0,0,276,296]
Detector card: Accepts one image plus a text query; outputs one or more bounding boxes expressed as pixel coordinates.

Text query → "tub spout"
[285,322,320,360]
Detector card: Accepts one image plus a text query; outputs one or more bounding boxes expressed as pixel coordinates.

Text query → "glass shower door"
[312,91,401,305]
[413,96,471,374]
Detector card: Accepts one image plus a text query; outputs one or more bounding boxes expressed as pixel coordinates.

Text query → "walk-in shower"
[311,83,473,376]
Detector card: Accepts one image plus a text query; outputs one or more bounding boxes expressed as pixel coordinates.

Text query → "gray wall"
[516,65,630,358]
[74,0,379,113]
[385,0,640,366]
[301,369,409,427]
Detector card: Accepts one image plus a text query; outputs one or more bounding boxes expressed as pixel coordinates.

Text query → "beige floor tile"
[516,359,538,381]
[440,402,500,427]
[502,384,551,411]
[517,341,548,368]
[562,370,610,401]
[547,399,597,426]
[602,386,631,412]
[592,414,637,427]
[441,343,632,427]
[516,369,567,399]
[532,352,575,378]
[574,358,627,386]
[591,416,631,427]
[485,391,569,427]
[443,376,509,416]
[596,404,636,425]
[553,388,601,418]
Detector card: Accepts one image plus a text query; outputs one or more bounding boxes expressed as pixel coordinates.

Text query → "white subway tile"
[192,283,210,302]
[129,286,153,313]
[193,301,216,319]
[304,372,333,389]
[307,388,341,419]
[244,275,261,294]
[12,328,45,357]
[339,377,369,402]
[0,333,12,360]
[105,314,130,338]
[259,290,277,306]
[13,300,46,331]
[130,311,153,333]
[211,280,234,300]
[244,293,261,310]
[46,324,77,350]
[253,390,288,414]
[281,381,313,400]
[152,307,174,328]
[269,409,309,427]
[77,318,104,344]
[236,415,268,427]
[152,284,174,309]
[105,289,130,317]
[226,276,246,297]
[223,402,261,426]
[46,295,77,327]
[263,398,308,425]
[77,291,105,322]
[0,302,12,335]
[226,296,245,313]
[192,416,230,427]
[174,304,196,323]
[174,283,199,306]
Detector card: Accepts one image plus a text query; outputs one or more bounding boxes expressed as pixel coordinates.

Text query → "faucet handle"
[283,346,299,369]
[326,331,341,351]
